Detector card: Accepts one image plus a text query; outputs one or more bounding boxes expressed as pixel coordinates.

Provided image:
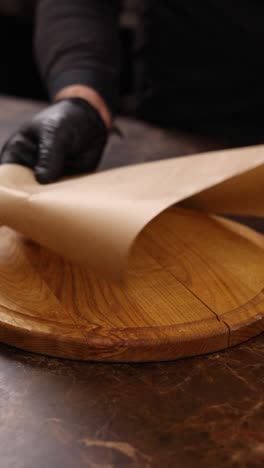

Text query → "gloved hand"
[0,97,108,184]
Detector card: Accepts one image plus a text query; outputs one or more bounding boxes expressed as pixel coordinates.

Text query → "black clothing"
[35,0,121,114]
[35,0,264,132]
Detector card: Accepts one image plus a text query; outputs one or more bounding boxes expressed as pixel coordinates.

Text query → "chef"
[1,0,263,183]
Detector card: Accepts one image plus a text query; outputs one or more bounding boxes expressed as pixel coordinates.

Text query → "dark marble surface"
[0,96,264,468]
[1,339,264,468]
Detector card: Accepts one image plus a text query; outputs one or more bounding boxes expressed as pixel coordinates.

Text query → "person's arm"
[35,0,121,123]
[0,0,121,183]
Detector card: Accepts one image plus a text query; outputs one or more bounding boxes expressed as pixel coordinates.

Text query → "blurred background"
[0,0,140,106]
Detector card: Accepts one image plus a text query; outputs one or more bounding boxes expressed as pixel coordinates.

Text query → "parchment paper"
[0,144,263,279]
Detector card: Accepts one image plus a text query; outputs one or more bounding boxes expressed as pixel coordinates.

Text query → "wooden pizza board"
[0,207,263,362]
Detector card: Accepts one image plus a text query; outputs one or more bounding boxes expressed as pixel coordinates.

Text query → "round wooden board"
[0,207,263,362]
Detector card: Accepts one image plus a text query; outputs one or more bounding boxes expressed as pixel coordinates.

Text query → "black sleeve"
[35,0,121,113]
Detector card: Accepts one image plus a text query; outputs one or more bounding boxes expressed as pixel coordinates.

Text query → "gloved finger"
[65,146,104,175]
[34,126,67,184]
[0,129,38,168]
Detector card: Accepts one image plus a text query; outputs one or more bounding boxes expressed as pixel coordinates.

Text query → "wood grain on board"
[0,207,263,361]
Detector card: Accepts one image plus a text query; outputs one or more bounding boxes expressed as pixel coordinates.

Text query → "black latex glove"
[0,97,108,184]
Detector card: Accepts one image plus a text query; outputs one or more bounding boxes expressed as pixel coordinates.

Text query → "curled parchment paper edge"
[0,144,263,281]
